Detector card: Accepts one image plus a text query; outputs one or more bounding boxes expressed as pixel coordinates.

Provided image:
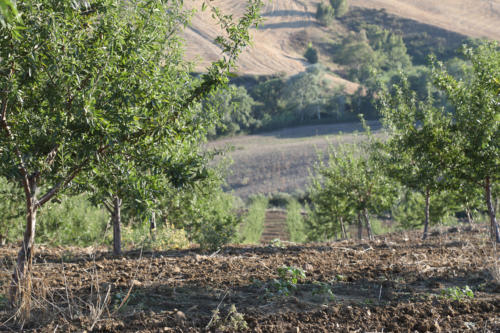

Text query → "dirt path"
[260,210,289,243]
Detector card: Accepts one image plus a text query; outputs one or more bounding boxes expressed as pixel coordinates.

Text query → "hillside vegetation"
[185,0,500,78]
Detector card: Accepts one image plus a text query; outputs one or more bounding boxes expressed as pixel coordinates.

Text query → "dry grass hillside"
[184,0,500,80]
[350,0,500,41]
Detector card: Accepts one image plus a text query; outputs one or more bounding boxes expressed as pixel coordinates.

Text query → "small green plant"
[269,238,285,248]
[334,274,347,282]
[312,281,335,302]
[269,266,306,296]
[440,286,474,301]
[206,304,248,331]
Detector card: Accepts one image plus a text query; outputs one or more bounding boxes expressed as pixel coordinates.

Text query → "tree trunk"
[112,196,122,256]
[422,188,430,240]
[465,206,473,225]
[357,213,363,240]
[485,176,500,243]
[150,211,156,241]
[340,217,347,239]
[363,209,373,241]
[10,180,37,309]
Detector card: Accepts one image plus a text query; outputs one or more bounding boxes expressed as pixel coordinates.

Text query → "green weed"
[440,286,474,301]
[268,266,306,296]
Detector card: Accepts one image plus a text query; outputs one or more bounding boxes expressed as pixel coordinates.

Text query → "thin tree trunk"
[422,188,430,240]
[10,180,37,310]
[465,206,473,225]
[112,196,122,256]
[150,211,156,241]
[485,176,500,243]
[363,209,373,241]
[340,217,347,239]
[357,213,363,240]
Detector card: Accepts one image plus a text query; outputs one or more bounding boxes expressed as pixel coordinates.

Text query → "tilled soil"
[0,226,499,332]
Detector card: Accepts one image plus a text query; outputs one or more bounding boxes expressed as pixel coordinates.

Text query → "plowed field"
[0,226,499,332]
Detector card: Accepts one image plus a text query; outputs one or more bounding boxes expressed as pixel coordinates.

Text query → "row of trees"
[308,42,499,243]
[1,0,263,308]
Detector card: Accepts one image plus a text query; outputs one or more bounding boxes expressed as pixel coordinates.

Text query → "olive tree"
[0,0,262,306]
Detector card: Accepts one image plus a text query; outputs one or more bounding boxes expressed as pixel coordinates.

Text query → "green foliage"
[282,66,324,121]
[392,189,459,230]
[308,129,396,241]
[269,266,306,296]
[329,0,349,18]
[0,0,263,269]
[159,168,242,251]
[206,304,248,332]
[0,177,24,244]
[312,281,335,302]
[432,42,499,184]
[0,0,22,38]
[121,222,189,251]
[316,2,335,27]
[304,44,319,64]
[239,195,268,244]
[286,199,306,243]
[37,194,107,246]
[268,192,293,208]
[203,85,258,137]
[440,286,474,301]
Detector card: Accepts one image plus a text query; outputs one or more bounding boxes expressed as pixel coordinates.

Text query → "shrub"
[37,194,108,246]
[316,2,335,26]
[286,199,306,243]
[304,44,319,64]
[239,195,268,243]
[121,222,189,251]
[330,0,349,17]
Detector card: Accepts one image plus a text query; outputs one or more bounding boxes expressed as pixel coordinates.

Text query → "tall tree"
[0,0,263,306]
[380,78,459,239]
[432,42,500,242]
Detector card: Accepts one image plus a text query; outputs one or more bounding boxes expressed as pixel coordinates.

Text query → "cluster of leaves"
[316,2,335,27]
[440,286,474,301]
[268,266,306,296]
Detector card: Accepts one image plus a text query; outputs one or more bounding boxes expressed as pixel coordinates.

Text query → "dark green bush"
[316,2,335,26]
[304,44,319,63]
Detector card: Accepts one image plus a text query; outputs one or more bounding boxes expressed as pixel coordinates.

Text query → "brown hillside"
[183,0,500,82]
[350,0,500,41]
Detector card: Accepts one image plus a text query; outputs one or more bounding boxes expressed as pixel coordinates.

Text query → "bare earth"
[0,226,498,331]
[208,121,383,198]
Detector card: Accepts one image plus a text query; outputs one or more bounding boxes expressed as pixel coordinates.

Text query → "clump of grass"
[286,199,306,243]
[239,195,268,244]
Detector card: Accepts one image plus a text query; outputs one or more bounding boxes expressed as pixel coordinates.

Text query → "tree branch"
[35,145,109,209]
